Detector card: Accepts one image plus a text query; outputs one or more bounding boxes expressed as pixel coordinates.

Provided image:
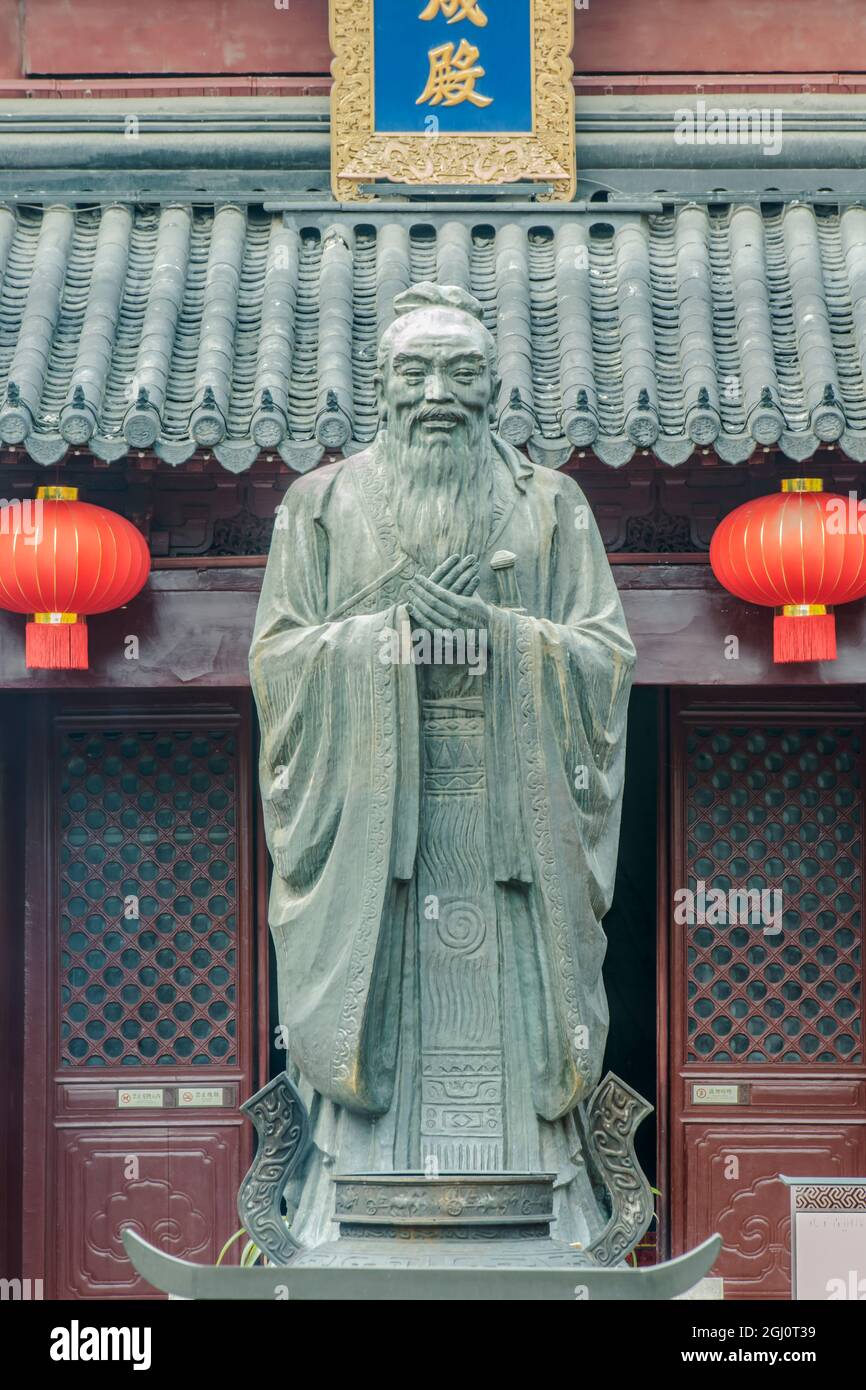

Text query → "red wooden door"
[667,691,866,1299]
[22,694,257,1299]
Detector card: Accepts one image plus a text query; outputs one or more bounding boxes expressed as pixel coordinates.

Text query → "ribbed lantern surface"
[710,479,866,662]
[0,486,150,668]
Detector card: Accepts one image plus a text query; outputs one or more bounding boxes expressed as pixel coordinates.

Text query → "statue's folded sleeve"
[487,474,636,1119]
[249,473,418,1114]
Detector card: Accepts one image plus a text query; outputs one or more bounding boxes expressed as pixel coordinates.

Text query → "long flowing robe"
[249,435,635,1247]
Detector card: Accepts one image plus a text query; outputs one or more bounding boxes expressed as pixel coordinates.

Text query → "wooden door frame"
[21,689,258,1293]
[0,698,26,1282]
[665,686,866,1286]
[656,688,671,1261]
[22,694,50,1286]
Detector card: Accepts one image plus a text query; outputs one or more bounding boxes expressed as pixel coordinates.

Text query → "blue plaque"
[373,0,533,135]
[330,0,576,201]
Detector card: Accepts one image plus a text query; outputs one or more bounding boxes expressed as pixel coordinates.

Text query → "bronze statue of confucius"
[250,283,636,1248]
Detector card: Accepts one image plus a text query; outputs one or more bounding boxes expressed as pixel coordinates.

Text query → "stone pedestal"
[291,1172,591,1269]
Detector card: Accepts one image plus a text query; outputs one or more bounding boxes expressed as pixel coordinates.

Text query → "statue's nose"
[424,372,450,401]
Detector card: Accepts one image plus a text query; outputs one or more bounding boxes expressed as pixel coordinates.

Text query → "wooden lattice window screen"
[57,726,239,1068]
[685,722,862,1065]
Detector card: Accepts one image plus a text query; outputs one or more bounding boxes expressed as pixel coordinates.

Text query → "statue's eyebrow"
[391,353,429,369]
[392,350,485,368]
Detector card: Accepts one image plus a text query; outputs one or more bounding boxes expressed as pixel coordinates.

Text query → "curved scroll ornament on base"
[583,1071,655,1268]
[237,1073,311,1265]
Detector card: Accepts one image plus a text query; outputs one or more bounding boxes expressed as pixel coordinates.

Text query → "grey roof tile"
[4,200,866,470]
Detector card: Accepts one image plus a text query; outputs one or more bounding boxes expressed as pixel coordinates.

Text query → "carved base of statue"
[289,1171,593,1270]
[236,1073,657,1270]
[122,1072,723,1299]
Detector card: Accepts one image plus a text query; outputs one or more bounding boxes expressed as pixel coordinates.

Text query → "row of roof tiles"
[2,201,866,473]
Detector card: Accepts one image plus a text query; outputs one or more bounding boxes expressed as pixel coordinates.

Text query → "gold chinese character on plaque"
[329,0,576,202]
[418,0,489,26]
[416,39,493,109]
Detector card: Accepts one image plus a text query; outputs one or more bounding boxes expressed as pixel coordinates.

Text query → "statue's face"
[379,308,494,444]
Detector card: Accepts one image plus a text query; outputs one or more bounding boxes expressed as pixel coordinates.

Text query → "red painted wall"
[574,0,866,74]
[2,0,866,81]
[18,0,331,76]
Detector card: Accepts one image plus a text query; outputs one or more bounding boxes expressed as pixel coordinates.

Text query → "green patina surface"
[249,282,637,1252]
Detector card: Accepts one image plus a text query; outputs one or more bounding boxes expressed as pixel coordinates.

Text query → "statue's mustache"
[408,404,471,428]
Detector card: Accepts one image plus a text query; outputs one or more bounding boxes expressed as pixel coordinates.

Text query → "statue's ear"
[374,369,387,422]
[488,370,501,422]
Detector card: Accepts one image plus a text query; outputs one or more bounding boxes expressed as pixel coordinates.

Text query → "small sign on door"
[117,1088,164,1108]
[177,1087,225,1108]
[692,1083,745,1105]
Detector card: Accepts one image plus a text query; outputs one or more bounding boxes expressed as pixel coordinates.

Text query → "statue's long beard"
[382,418,495,573]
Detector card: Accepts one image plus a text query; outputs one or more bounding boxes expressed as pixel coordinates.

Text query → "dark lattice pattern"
[686,724,863,1064]
[58,728,238,1068]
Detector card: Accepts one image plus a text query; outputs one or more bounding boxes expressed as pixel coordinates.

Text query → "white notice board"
[784,1179,866,1300]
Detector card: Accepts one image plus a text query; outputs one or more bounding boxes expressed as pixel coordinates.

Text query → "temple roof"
[3,199,866,473]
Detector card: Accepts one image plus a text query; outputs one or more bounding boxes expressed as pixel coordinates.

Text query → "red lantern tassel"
[773,607,836,663]
[26,615,88,669]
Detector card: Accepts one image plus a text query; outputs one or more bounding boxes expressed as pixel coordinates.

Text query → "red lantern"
[710,478,866,663]
[0,485,150,669]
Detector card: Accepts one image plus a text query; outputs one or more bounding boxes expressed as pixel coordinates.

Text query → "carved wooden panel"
[54,1126,242,1299]
[1,450,864,560]
[682,1124,866,1300]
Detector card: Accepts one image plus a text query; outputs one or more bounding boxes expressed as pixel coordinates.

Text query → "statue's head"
[375,283,498,450]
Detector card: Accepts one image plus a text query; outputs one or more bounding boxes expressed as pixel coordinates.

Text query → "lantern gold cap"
[780,604,830,618]
[36,485,78,501]
[781,478,823,493]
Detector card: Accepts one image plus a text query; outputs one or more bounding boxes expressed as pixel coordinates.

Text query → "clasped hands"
[406,553,492,633]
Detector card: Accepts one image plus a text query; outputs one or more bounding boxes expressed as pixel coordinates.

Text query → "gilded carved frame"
[329,0,576,202]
